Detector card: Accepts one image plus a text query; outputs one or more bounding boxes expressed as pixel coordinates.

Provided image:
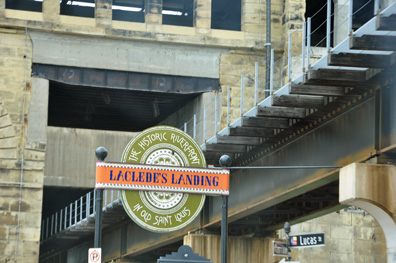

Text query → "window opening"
[211,0,241,31]
[5,0,42,12]
[60,0,95,18]
[162,0,193,27]
[112,0,145,23]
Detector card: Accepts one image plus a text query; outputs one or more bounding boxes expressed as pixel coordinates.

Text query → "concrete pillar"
[28,78,49,144]
[96,0,112,28]
[194,0,211,35]
[184,234,283,263]
[340,163,396,263]
[145,0,163,32]
[43,0,60,23]
[334,0,351,46]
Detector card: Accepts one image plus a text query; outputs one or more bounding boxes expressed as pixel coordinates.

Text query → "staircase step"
[272,95,324,108]
[329,52,396,68]
[229,127,274,137]
[307,68,380,85]
[216,135,261,145]
[351,35,396,51]
[290,84,346,96]
[242,117,289,128]
[377,14,396,30]
[257,106,306,119]
[205,143,247,153]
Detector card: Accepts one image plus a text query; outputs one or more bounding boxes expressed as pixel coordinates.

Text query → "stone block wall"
[0,29,44,263]
[283,209,387,263]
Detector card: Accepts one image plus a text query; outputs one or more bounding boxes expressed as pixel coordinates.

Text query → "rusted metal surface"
[32,63,219,93]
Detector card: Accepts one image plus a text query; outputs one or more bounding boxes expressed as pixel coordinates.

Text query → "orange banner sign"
[96,162,230,196]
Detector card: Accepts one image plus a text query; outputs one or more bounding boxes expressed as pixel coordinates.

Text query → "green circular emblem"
[120,126,206,233]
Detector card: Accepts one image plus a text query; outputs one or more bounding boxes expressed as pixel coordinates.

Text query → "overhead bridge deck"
[40,4,396,262]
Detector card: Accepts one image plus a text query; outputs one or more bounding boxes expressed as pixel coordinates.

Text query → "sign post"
[94,147,107,249]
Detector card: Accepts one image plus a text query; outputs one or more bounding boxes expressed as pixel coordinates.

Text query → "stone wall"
[184,234,283,263]
[283,209,386,262]
[0,29,44,263]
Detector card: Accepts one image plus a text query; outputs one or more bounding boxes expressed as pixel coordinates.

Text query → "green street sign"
[120,126,207,233]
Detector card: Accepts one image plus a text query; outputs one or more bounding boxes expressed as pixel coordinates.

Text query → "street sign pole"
[219,155,232,263]
[94,147,108,248]
[221,195,228,263]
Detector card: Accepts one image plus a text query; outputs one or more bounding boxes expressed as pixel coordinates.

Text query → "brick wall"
[0,29,44,263]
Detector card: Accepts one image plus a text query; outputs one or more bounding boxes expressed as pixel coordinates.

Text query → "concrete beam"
[30,31,227,79]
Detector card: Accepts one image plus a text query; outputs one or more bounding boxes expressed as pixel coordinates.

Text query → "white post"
[193,114,197,140]
[241,75,244,117]
[302,22,306,73]
[203,106,207,142]
[255,62,258,106]
[288,33,292,82]
[307,17,312,70]
[327,0,331,53]
[215,93,218,134]
[270,49,274,95]
[227,87,230,127]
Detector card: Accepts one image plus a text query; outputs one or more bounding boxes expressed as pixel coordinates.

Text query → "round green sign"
[120,126,207,233]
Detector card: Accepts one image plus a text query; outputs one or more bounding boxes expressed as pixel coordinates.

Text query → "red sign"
[96,162,230,196]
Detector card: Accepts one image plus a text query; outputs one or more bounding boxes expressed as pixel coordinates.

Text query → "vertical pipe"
[86,193,90,219]
[221,195,228,263]
[94,188,103,247]
[51,214,54,236]
[302,22,306,73]
[69,203,72,227]
[240,75,244,117]
[265,0,271,97]
[288,33,292,82]
[55,212,58,234]
[60,209,63,231]
[270,49,274,95]
[227,87,230,127]
[326,0,331,52]
[193,114,197,140]
[184,123,187,133]
[307,17,311,70]
[203,106,207,142]
[104,190,108,211]
[93,188,96,213]
[75,200,77,224]
[255,62,258,106]
[111,190,114,208]
[64,207,67,230]
[348,0,353,35]
[46,218,49,239]
[215,94,218,134]
[95,147,108,249]
[80,196,83,221]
